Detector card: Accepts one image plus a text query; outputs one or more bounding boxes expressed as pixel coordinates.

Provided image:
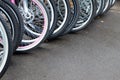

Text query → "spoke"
[0,51,3,61]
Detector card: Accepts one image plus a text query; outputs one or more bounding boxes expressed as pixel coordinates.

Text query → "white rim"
[103,0,109,12]
[48,0,55,29]
[0,7,15,40]
[41,0,55,29]
[73,0,93,30]
[53,0,68,34]
[96,0,102,14]
[112,0,116,5]
[0,21,9,73]
[17,0,49,51]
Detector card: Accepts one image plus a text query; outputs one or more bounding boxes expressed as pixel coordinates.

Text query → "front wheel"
[48,0,71,39]
[16,0,50,51]
[100,0,111,15]
[62,0,80,34]
[95,0,104,16]
[71,0,96,32]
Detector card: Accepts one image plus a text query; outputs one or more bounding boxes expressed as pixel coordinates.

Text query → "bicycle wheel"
[41,0,58,38]
[71,0,96,32]
[111,0,116,7]
[102,0,116,15]
[48,0,71,39]
[3,0,24,51]
[0,14,13,78]
[0,0,23,51]
[109,0,116,8]
[100,0,111,15]
[95,0,104,16]
[62,0,80,34]
[15,0,50,51]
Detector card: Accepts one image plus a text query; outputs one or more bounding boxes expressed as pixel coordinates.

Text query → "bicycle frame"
[10,0,29,13]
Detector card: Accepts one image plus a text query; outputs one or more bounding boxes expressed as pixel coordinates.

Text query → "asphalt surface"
[2,2,120,80]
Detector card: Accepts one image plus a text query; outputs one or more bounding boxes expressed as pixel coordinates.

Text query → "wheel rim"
[17,0,49,51]
[53,0,68,34]
[0,7,15,40]
[96,0,102,14]
[103,0,109,13]
[43,0,54,29]
[0,21,9,73]
[73,0,93,30]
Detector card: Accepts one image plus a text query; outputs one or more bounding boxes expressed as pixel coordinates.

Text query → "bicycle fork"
[23,0,29,13]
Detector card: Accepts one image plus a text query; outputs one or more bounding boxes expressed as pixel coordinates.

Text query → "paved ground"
[2,2,120,80]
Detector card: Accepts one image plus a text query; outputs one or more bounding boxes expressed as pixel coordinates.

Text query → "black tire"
[0,1,23,52]
[111,0,116,7]
[95,0,104,16]
[71,0,96,32]
[48,0,71,39]
[16,0,50,51]
[0,14,13,78]
[107,0,116,11]
[61,0,80,35]
[43,0,58,39]
[99,0,111,15]
[3,0,24,51]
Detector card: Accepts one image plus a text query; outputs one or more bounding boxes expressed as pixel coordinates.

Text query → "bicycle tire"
[0,13,13,78]
[62,0,80,35]
[108,0,116,8]
[48,0,71,39]
[15,0,50,51]
[111,0,116,7]
[42,0,58,39]
[100,0,111,15]
[71,0,96,32]
[95,0,104,16]
[0,1,22,51]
